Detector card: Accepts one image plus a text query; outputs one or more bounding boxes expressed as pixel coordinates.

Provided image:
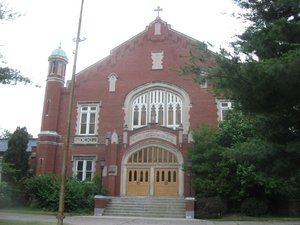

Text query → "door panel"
[126,168,150,196]
[154,168,178,196]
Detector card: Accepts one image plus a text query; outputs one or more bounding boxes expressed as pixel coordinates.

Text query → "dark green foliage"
[211,0,300,146]
[25,175,60,210]
[195,196,226,218]
[241,197,269,216]
[189,110,300,215]
[1,127,31,206]
[3,127,30,183]
[184,0,300,216]
[217,110,256,147]
[25,175,100,212]
[65,177,99,211]
[0,67,31,85]
[234,0,300,59]
[188,125,240,201]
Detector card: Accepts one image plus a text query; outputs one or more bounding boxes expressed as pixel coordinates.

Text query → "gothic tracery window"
[132,90,182,129]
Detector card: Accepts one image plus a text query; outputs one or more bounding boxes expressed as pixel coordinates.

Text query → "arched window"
[127,147,178,164]
[132,90,182,129]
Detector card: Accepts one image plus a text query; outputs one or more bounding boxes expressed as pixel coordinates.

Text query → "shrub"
[241,197,268,216]
[65,177,99,211]
[196,196,226,218]
[25,175,100,212]
[25,175,60,210]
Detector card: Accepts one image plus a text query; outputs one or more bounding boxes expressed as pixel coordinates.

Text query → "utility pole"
[56,0,85,224]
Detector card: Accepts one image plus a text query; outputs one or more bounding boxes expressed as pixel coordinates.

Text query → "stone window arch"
[132,90,182,129]
[108,73,118,92]
[123,82,191,133]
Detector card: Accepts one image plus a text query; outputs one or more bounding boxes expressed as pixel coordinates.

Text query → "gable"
[74,18,201,84]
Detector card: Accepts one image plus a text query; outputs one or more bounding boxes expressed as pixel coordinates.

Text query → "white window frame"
[217,99,233,121]
[132,89,182,129]
[73,156,96,181]
[77,102,100,135]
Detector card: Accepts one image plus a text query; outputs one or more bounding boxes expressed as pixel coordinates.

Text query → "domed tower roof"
[48,45,68,63]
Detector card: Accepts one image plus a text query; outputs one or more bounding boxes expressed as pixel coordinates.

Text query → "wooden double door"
[126,167,179,196]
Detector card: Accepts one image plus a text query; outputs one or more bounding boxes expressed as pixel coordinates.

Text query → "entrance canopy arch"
[120,141,184,196]
[123,81,191,134]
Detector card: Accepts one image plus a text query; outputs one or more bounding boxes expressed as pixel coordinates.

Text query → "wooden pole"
[56,0,85,224]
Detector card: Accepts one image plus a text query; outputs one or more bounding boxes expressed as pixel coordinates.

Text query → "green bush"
[65,177,99,211]
[25,175,60,210]
[196,196,226,218]
[241,197,268,216]
[25,175,100,212]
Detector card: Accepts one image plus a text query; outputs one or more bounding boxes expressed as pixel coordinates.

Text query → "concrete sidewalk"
[1,212,300,225]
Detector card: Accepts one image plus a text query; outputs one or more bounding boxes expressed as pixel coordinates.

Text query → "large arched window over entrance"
[123,82,191,133]
[132,90,182,129]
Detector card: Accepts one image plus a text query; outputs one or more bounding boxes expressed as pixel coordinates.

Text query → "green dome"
[49,46,68,62]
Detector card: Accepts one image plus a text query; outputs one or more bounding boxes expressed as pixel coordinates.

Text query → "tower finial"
[154,6,163,19]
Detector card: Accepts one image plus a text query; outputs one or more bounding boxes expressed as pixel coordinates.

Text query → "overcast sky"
[0,0,245,137]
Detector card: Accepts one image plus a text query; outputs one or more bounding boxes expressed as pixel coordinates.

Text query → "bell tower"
[36,46,68,174]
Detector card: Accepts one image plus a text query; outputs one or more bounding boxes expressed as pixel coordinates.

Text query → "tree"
[0,128,11,138]
[211,0,300,146]
[184,1,300,214]
[0,1,21,21]
[2,127,30,183]
[0,1,31,85]
[181,0,300,146]
[189,111,299,213]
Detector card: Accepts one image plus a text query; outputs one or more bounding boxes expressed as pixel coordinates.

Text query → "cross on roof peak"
[154,6,163,19]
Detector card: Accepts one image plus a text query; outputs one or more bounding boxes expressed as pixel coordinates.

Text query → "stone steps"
[103,197,186,218]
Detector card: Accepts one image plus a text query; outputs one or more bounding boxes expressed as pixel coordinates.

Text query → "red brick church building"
[34,15,230,199]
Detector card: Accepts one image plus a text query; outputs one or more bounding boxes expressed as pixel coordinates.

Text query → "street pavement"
[0,212,300,225]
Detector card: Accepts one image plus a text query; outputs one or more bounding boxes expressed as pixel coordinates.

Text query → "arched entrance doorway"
[121,143,184,196]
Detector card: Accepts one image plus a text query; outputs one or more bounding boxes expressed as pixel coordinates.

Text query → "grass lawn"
[0,220,56,225]
[0,207,55,215]
[0,207,92,216]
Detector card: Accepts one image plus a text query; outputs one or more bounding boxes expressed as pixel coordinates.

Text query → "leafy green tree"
[0,129,11,138]
[184,0,300,214]
[2,127,30,183]
[181,0,300,146]
[1,127,31,206]
[0,1,31,85]
[212,0,300,146]
[189,110,300,213]
[0,67,30,85]
[188,125,240,201]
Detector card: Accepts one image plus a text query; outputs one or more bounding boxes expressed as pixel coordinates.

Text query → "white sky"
[0,0,245,137]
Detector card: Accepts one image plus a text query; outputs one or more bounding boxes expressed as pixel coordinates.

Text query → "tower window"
[50,61,58,74]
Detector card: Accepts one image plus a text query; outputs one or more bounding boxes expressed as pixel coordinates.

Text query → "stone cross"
[154,6,163,18]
